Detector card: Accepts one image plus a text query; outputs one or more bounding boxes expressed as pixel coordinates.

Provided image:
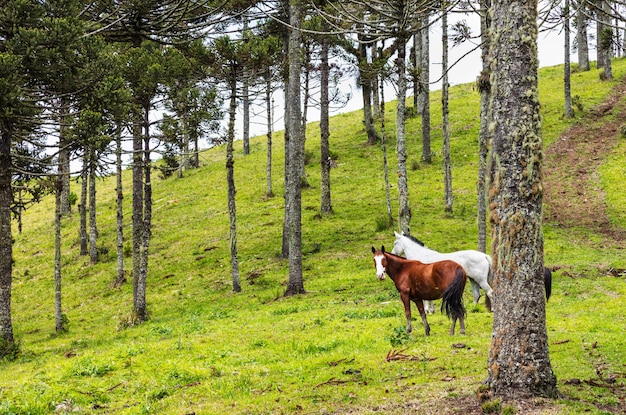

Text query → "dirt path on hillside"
[543,77,626,243]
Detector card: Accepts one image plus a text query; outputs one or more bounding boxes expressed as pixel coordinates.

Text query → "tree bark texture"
[477,0,491,255]
[88,154,98,263]
[265,70,274,198]
[360,39,379,145]
[0,126,15,353]
[442,10,453,214]
[132,119,146,322]
[564,0,574,118]
[486,0,557,398]
[58,97,71,216]
[380,77,394,226]
[320,34,332,215]
[138,107,153,321]
[597,0,613,79]
[79,155,88,256]
[284,0,305,296]
[396,38,411,234]
[54,178,64,333]
[575,1,590,71]
[115,128,125,287]
[420,15,431,164]
[227,77,241,293]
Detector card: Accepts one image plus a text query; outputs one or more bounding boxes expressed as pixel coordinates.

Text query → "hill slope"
[1,61,626,414]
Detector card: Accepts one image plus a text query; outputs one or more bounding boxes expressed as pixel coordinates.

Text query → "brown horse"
[371,246,467,336]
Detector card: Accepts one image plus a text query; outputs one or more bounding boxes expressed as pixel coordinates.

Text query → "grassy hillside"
[2,60,626,414]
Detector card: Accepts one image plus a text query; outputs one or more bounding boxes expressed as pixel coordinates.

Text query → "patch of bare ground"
[543,77,626,243]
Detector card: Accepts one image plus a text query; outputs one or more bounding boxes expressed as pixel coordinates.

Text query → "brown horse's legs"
[414,299,430,336]
[401,293,412,333]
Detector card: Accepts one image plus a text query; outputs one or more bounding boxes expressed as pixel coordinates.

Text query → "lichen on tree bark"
[486,0,557,398]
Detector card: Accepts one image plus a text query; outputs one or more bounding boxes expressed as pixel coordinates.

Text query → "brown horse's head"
[371,246,387,280]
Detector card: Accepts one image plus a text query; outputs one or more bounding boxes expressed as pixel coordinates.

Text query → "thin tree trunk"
[300,46,310,189]
[243,78,250,156]
[478,0,492,311]
[380,74,393,227]
[88,152,98,263]
[281,0,292,259]
[420,15,431,164]
[396,37,411,234]
[265,70,274,198]
[58,97,71,216]
[132,117,145,321]
[564,0,574,118]
[598,0,613,79]
[596,0,606,69]
[243,16,250,156]
[412,33,420,111]
[79,152,88,256]
[442,9,453,213]
[486,0,557,397]
[320,34,332,215]
[284,0,305,296]
[576,1,590,71]
[227,77,241,293]
[192,133,199,168]
[54,178,65,333]
[282,80,291,259]
[114,127,125,288]
[360,39,380,145]
[0,126,15,356]
[138,105,152,321]
[371,43,381,119]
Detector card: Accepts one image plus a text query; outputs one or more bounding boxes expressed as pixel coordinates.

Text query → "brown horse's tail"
[441,266,467,320]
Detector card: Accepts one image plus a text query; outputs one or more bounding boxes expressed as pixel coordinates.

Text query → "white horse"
[391,231,493,312]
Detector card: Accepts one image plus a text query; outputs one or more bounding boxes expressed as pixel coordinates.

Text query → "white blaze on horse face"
[373,253,386,280]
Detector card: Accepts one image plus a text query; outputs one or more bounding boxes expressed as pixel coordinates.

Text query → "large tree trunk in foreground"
[486,0,557,398]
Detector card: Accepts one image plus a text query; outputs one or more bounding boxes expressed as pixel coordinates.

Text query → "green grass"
[2,59,626,414]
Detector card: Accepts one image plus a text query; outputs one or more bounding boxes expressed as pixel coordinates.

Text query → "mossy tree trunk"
[486,0,557,398]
